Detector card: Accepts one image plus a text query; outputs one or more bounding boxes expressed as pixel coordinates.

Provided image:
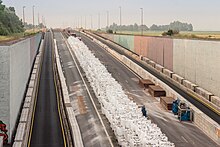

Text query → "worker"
[141,105,147,117]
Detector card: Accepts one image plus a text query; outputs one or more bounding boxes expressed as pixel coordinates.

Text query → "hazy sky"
[2,0,220,31]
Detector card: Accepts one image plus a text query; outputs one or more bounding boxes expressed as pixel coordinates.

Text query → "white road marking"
[181,136,188,143]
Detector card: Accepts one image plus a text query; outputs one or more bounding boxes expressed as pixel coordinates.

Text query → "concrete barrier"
[54,39,84,147]
[148,60,156,68]
[142,57,150,63]
[192,105,220,144]
[182,80,198,91]
[163,69,173,78]
[195,87,214,101]
[172,74,184,84]
[155,64,164,72]
[211,96,220,107]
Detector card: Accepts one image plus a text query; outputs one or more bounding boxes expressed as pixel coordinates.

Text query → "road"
[29,32,65,147]
[78,32,219,147]
[54,32,117,147]
[91,32,220,124]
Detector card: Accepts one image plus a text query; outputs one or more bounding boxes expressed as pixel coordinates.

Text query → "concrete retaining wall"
[0,46,10,138]
[173,39,220,98]
[0,34,41,142]
[99,33,220,98]
[114,35,134,52]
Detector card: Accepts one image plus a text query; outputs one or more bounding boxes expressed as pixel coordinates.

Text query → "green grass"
[0,29,41,42]
[107,30,220,40]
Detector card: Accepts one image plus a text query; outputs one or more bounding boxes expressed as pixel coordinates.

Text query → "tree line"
[107,21,193,32]
[0,0,24,35]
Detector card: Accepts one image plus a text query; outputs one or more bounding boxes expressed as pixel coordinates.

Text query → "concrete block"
[26,88,33,97]
[30,73,36,80]
[211,96,220,107]
[28,80,35,88]
[172,74,184,84]
[12,142,22,147]
[195,87,213,101]
[14,123,26,141]
[155,64,164,72]
[19,108,29,122]
[142,57,150,63]
[163,69,173,78]
[182,80,198,91]
[32,69,37,74]
[35,56,40,64]
[33,64,38,69]
[25,96,31,103]
[23,102,30,108]
[148,60,156,68]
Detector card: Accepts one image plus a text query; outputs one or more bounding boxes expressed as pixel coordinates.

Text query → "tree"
[9,7,15,12]
[0,1,24,35]
[150,21,193,31]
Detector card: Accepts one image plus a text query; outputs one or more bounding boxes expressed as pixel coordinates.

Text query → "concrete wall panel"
[163,38,173,70]
[30,34,41,64]
[173,39,220,97]
[10,39,31,138]
[0,46,10,136]
[0,34,41,141]
[134,36,148,56]
[114,35,134,51]
[148,37,163,65]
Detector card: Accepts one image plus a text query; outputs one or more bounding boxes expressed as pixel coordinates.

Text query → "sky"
[2,0,220,31]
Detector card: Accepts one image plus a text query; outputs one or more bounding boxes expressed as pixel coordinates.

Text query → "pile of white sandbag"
[67,36,175,147]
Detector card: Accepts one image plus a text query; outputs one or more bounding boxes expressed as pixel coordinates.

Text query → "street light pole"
[91,15,93,30]
[85,15,87,29]
[81,16,82,28]
[140,8,143,35]
[119,6,122,32]
[22,6,25,27]
[32,5,35,32]
[38,13,40,26]
[107,11,109,30]
[98,13,100,30]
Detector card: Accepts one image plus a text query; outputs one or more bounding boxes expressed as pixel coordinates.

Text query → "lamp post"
[32,5,35,32]
[22,6,25,27]
[85,15,87,29]
[98,13,100,30]
[91,15,93,30]
[140,8,143,35]
[38,13,40,26]
[106,11,109,30]
[119,6,121,32]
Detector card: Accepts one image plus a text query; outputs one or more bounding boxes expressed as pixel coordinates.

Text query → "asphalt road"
[30,32,65,147]
[90,32,220,124]
[78,32,219,147]
[54,32,117,147]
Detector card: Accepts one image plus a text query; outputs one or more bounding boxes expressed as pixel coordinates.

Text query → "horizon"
[2,0,220,31]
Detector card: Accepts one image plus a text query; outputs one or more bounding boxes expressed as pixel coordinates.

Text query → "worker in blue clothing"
[141,105,147,117]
